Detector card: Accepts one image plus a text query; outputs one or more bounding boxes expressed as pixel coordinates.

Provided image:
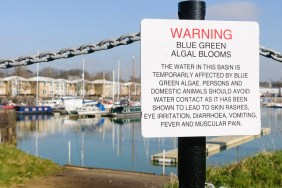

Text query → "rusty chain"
[0,32,281,69]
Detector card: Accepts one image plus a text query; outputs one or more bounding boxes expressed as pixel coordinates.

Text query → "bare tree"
[128,75,141,83]
[13,66,33,78]
[93,71,112,80]
[0,70,6,78]
[39,67,60,78]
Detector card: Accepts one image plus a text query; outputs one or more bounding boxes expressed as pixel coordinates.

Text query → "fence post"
[177,1,206,188]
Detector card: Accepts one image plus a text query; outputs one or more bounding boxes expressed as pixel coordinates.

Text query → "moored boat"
[108,106,141,118]
[63,98,97,113]
[73,103,109,117]
[261,97,272,106]
[272,103,282,108]
[265,102,275,108]
[2,105,15,109]
[14,106,52,114]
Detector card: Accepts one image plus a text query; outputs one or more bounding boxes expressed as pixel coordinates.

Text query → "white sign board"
[141,19,261,137]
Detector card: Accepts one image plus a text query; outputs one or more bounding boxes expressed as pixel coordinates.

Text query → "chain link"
[0,32,141,69]
[0,32,281,69]
[260,46,282,62]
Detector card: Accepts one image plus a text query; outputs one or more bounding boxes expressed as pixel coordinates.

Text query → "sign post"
[178,2,206,187]
[141,0,260,187]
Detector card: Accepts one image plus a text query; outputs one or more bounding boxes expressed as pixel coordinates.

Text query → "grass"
[165,150,282,188]
[0,143,62,187]
[2,143,282,188]
[207,151,282,187]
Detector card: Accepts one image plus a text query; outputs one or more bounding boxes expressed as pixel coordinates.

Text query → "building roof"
[123,82,141,86]
[27,76,55,82]
[2,76,28,81]
[92,79,113,84]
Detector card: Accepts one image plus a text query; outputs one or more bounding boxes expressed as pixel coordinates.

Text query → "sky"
[0,0,282,82]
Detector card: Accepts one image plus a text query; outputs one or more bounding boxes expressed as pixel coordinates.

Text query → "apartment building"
[0,76,141,99]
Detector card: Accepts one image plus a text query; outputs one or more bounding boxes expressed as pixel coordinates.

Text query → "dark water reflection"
[14,107,282,175]
[0,109,17,145]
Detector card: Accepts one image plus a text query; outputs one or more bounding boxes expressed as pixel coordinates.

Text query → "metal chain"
[0,32,281,69]
[0,32,140,69]
[260,46,282,62]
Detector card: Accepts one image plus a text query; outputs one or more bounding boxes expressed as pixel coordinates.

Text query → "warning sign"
[141,19,261,137]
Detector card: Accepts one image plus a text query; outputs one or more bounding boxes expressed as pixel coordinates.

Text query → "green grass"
[0,143,62,187]
[207,151,282,187]
[165,151,282,188]
[2,143,282,188]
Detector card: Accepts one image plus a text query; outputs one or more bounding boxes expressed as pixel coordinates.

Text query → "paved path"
[15,167,171,188]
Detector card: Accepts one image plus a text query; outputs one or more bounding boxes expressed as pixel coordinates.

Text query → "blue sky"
[0,0,282,81]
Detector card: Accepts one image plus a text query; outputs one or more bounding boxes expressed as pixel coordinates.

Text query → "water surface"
[15,107,282,175]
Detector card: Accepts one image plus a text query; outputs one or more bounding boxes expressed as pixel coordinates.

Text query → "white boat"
[42,97,65,109]
[64,59,98,113]
[72,103,109,117]
[273,103,282,108]
[63,98,97,112]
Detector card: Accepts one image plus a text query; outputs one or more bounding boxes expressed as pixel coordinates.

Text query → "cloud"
[207,1,259,21]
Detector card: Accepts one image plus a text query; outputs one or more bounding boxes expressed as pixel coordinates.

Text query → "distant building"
[260,87,281,97]
[1,76,31,97]
[27,77,55,98]
[0,76,141,100]
[122,82,141,98]
[92,79,116,98]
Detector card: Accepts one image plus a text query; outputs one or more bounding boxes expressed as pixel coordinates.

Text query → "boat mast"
[103,72,105,97]
[132,56,135,99]
[113,70,115,103]
[82,58,85,99]
[36,50,39,106]
[117,60,120,102]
